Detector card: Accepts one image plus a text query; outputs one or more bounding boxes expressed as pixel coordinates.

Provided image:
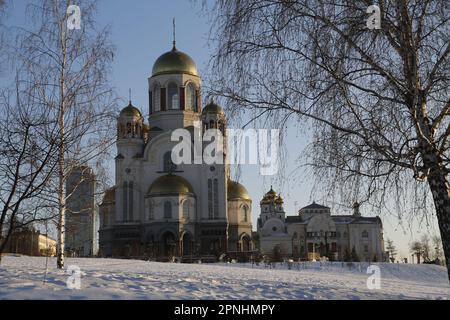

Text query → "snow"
[0,255,449,300]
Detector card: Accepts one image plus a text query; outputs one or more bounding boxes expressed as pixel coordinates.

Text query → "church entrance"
[241,235,251,252]
[182,232,192,256]
[161,231,176,258]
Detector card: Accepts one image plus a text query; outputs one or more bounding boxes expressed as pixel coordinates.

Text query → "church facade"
[257,188,386,262]
[98,43,252,260]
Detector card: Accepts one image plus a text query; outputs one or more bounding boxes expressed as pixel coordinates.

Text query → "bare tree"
[420,234,431,262]
[432,235,444,263]
[202,0,450,280]
[18,0,117,268]
[0,76,59,264]
[386,239,397,262]
[411,241,424,264]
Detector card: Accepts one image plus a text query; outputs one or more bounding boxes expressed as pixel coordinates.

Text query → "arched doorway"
[161,231,176,258]
[241,234,251,252]
[182,232,192,256]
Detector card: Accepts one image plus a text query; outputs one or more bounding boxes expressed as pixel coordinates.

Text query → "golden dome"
[152,46,198,77]
[228,180,251,201]
[275,195,284,204]
[148,174,193,194]
[120,102,142,117]
[202,102,224,114]
[260,186,279,204]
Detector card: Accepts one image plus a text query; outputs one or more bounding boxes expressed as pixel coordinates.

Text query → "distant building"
[65,166,99,257]
[5,227,56,256]
[257,187,385,262]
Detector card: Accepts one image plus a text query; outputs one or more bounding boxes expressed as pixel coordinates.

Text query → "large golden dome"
[228,180,251,201]
[148,174,194,194]
[152,46,198,77]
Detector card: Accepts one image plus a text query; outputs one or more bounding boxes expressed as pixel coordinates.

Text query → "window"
[293,232,298,239]
[153,85,160,112]
[123,181,128,221]
[362,230,369,238]
[185,83,195,111]
[148,201,154,220]
[213,179,219,219]
[242,205,248,222]
[208,179,213,219]
[128,181,134,221]
[364,245,369,253]
[168,83,179,109]
[182,200,189,219]
[164,201,172,219]
[163,151,176,172]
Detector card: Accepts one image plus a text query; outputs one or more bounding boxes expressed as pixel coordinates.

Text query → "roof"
[332,215,382,225]
[284,214,381,226]
[202,102,224,114]
[260,186,283,205]
[301,202,330,210]
[228,180,251,201]
[148,174,193,194]
[120,102,142,117]
[285,216,307,224]
[152,46,198,77]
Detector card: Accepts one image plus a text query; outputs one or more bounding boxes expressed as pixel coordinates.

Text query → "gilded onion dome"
[260,186,278,205]
[202,102,224,114]
[228,180,251,201]
[148,174,193,194]
[152,46,198,77]
[120,102,142,117]
[275,195,284,204]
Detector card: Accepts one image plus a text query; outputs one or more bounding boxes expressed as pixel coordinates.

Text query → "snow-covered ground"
[0,255,448,300]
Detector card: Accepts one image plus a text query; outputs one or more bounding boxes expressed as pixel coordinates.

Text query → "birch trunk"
[427,167,450,281]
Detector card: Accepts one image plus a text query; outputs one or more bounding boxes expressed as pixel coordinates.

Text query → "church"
[98,41,253,260]
[257,188,386,262]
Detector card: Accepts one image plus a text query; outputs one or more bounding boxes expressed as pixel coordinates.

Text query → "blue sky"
[2,0,442,260]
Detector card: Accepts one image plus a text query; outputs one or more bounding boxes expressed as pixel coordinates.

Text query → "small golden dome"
[228,180,251,201]
[148,174,193,194]
[260,186,279,204]
[120,102,142,117]
[152,46,198,77]
[202,102,224,114]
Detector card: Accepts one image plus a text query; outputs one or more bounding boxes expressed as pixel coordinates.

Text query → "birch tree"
[0,76,59,264]
[203,0,450,280]
[19,0,116,268]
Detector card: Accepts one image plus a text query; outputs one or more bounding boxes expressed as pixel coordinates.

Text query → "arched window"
[168,83,178,109]
[163,151,176,172]
[362,230,369,238]
[213,179,219,219]
[148,201,154,220]
[185,83,195,111]
[242,205,248,222]
[182,200,189,219]
[164,201,172,219]
[207,179,213,219]
[153,85,161,112]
